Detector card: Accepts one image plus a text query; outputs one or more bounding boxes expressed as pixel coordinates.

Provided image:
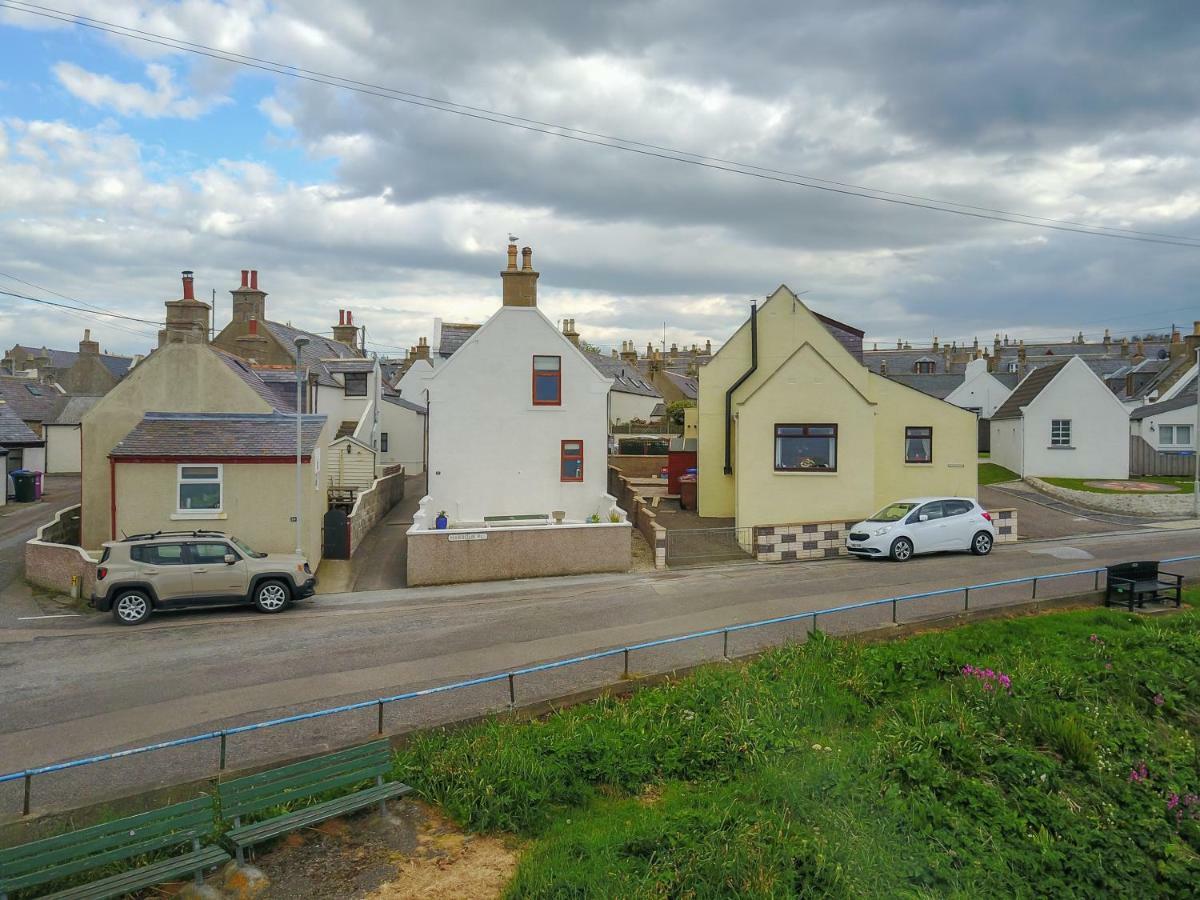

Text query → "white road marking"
[1027,546,1094,560]
[17,614,83,620]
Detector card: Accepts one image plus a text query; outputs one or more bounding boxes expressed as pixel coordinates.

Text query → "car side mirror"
[918,514,929,522]
[224,553,237,565]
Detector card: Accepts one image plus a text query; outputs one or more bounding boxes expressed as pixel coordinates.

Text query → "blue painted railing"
[3,553,1198,816]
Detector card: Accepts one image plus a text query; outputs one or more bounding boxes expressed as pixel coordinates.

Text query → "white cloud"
[53,62,228,119]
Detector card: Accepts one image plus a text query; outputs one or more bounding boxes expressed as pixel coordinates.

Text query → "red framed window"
[561,440,583,481]
[533,355,561,405]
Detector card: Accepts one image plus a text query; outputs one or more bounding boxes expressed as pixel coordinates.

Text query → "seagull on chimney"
[508,233,519,244]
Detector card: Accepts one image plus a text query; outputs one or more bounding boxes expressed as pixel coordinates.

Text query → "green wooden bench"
[218,740,411,864]
[0,795,227,900]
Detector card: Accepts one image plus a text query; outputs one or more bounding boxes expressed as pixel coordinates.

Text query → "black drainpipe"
[724,301,758,475]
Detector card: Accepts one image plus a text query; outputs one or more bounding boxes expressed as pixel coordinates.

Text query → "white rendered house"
[990,356,1130,479]
[413,244,618,528]
[944,358,1014,418]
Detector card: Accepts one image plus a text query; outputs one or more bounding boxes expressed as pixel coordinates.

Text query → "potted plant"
[589,513,601,523]
[552,509,566,524]
[435,510,448,530]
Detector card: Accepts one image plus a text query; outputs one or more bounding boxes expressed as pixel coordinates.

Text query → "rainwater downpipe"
[724,301,757,475]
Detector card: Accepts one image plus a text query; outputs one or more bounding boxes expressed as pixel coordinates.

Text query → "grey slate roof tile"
[0,402,42,445]
[110,412,325,458]
[0,377,68,422]
[991,361,1069,420]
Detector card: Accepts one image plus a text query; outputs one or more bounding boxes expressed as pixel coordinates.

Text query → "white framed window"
[1007,361,1019,373]
[1050,419,1072,447]
[177,464,222,513]
[1160,424,1193,446]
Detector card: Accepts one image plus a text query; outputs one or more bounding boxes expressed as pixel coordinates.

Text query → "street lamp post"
[293,336,310,555]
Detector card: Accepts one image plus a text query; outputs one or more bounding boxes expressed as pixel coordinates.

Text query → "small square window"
[178,464,222,511]
[561,440,583,481]
[1051,419,1072,446]
[904,426,932,463]
[344,372,368,397]
[533,355,561,405]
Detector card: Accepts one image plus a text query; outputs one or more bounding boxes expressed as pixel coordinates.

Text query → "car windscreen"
[231,536,265,558]
[867,502,918,522]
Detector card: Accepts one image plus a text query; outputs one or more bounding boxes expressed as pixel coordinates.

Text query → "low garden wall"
[607,455,667,479]
[610,465,666,568]
[755,508,1018,562]
[407,522,632,586]
[348,467,405,556]
[1027,477,1195,517]
[25,504,98,597]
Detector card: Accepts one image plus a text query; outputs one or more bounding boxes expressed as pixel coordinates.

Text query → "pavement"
[978,483,1156,539]
[2,522,1198,819]
[0,476,82,622]
[316,473,425,594]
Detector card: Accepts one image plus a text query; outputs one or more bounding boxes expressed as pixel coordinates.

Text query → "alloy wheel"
[256,582,289,612]
[115,593,149,624]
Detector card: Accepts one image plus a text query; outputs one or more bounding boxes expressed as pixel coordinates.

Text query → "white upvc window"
[1050,419,1072,447]
[177,464,222,514]
[1160,424,1193,447]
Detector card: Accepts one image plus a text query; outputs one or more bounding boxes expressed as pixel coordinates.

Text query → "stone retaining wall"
[348,468,405,556]
[755,508,1018,562]
[25,504,98,597]
[610,465,666,568]
[1027,477,1195,517]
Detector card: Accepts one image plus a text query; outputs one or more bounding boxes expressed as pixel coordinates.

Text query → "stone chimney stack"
[993,334,1001,355]
[880,358,888,376]
[79,328,99,356]
[332,309,359,350]
[501,242,539,307]
[1103,329,1111,350]
[409,336,430,361]
[932,336,939,352]
[562,318,580,347]
[231,268,267,325]
[159,270,211,347]
[1120,336,1129,357]
[620,340,638,365]
[705,339,712,355]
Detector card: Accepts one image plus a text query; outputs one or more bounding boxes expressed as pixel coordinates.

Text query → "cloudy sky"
[1,0,1198,360]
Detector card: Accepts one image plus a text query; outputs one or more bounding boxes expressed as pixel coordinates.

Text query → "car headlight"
[873,526,892,536]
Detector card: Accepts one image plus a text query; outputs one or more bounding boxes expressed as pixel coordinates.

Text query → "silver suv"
[92,531,316,625]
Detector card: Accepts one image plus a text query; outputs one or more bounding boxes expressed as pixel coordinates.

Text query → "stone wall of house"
[1027,477,1195,517]
[407,522,632,586]
[754,508,1018,562]
[348,467,405,556]
[609,465,666,568]
[25,504,98,597]
[607,455,668,479]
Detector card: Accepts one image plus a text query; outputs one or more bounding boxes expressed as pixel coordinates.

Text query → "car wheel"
[253,580,291,614]
[112,590,152,626]
[971,531,993,556]
[890,537,914,562]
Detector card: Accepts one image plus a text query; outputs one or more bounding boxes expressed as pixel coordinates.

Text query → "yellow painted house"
[698,286,977,532]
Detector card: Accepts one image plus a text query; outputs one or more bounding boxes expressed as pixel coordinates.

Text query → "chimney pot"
[249,270,258,290]
[348,310,353,325]
[521,246,533,271]
[507,242,518,271]
[241,269,249,288]
[84,329,91,341]
[338,309,345,326]
[181,270,195,301]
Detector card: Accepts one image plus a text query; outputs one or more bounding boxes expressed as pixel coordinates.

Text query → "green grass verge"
[978,451,991,459]
[395,597,1200,897]
[978,462,1020,485]
[1042,476,1195,494]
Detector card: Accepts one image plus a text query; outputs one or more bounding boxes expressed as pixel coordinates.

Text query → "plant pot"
[435,514,448,530]
[552,510,565,524]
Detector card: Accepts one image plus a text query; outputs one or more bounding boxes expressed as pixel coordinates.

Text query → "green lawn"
[978,451,991,459]
[978,462,1020,485]
[396,599,1200,897]
[1043,476,1195,495]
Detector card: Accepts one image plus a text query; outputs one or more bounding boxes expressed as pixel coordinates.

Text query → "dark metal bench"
[218,740,411,864]
[1104,561,1183,611]
[0,795,227,900]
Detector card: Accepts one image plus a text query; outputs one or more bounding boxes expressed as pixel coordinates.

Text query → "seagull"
[508,233,519,244]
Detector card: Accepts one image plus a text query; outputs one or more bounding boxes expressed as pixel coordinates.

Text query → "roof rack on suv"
[120,530,228,542]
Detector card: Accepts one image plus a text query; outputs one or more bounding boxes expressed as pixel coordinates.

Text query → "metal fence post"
[377,700,384,736]
[964,587,970,611]
[219,732,227,771]
[1032,577,1038,600]
[507,673,516,709]
[22,771,31,816]
[892,598,897,624]
[1094,570,1100,591]
[623,648,630,678]
[722,629,730,661]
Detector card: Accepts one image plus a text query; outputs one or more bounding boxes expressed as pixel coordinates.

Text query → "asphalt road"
[2,524,1198,819]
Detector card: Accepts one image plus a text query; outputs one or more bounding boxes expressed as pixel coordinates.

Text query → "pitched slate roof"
[0,377,68,422]
[582,350,661,398]
[212,350,295,413]
[47,395,101,426]
[1130,383,1198,420]
[13,346,134,378]
[437,323,480,358]
[322,359,376,374]
[260,320,359,385]
[886,373,966,399]
[661,369,699,400]
[383,393,427,414]
[110,412,325,459]
[0,402,42,446]
[991,360,1069,420]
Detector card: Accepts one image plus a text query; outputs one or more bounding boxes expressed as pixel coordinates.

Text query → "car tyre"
[971,531,993,556]
[112,590,152,626]
[253,579,291,614]
[889,537,914,562]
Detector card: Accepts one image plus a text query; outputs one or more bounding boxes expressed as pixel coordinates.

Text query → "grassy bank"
[396,600,1200,897]
[1042,476,1195,494]
[978,462,1019,485]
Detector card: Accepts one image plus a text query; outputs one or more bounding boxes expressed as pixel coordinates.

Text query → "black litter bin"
[11,470,35,503]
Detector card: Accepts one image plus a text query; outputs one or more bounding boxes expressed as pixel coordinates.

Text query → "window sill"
[903,462,933,466]
[529,405,564,411]
[1046,446,1075,450]
[773,470,838,476]
[171,511,227,520]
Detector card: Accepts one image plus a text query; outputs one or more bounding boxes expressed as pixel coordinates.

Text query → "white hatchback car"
[846,497,997,562]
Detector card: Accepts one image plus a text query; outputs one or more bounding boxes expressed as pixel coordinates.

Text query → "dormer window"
[915,361,935,374]
[1007,361,1019,374]
[533,355,561,405]
[344,372,367,397]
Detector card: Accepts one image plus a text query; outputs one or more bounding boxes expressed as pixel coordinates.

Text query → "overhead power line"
[0,270,161,338]
[0,287,165,326]
[5,0,1200,250]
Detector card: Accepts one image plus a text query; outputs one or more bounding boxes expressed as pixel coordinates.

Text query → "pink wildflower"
[1153,693,1165,707]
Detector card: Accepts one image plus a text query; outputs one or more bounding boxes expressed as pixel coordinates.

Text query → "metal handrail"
[3,553,1197,815]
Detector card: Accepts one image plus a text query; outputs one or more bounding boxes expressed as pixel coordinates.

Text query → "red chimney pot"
[347,310,353,325]
[181,270,195,301]
[240,269,249,288]
[249,270,258,290]
[338,309,345,326]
